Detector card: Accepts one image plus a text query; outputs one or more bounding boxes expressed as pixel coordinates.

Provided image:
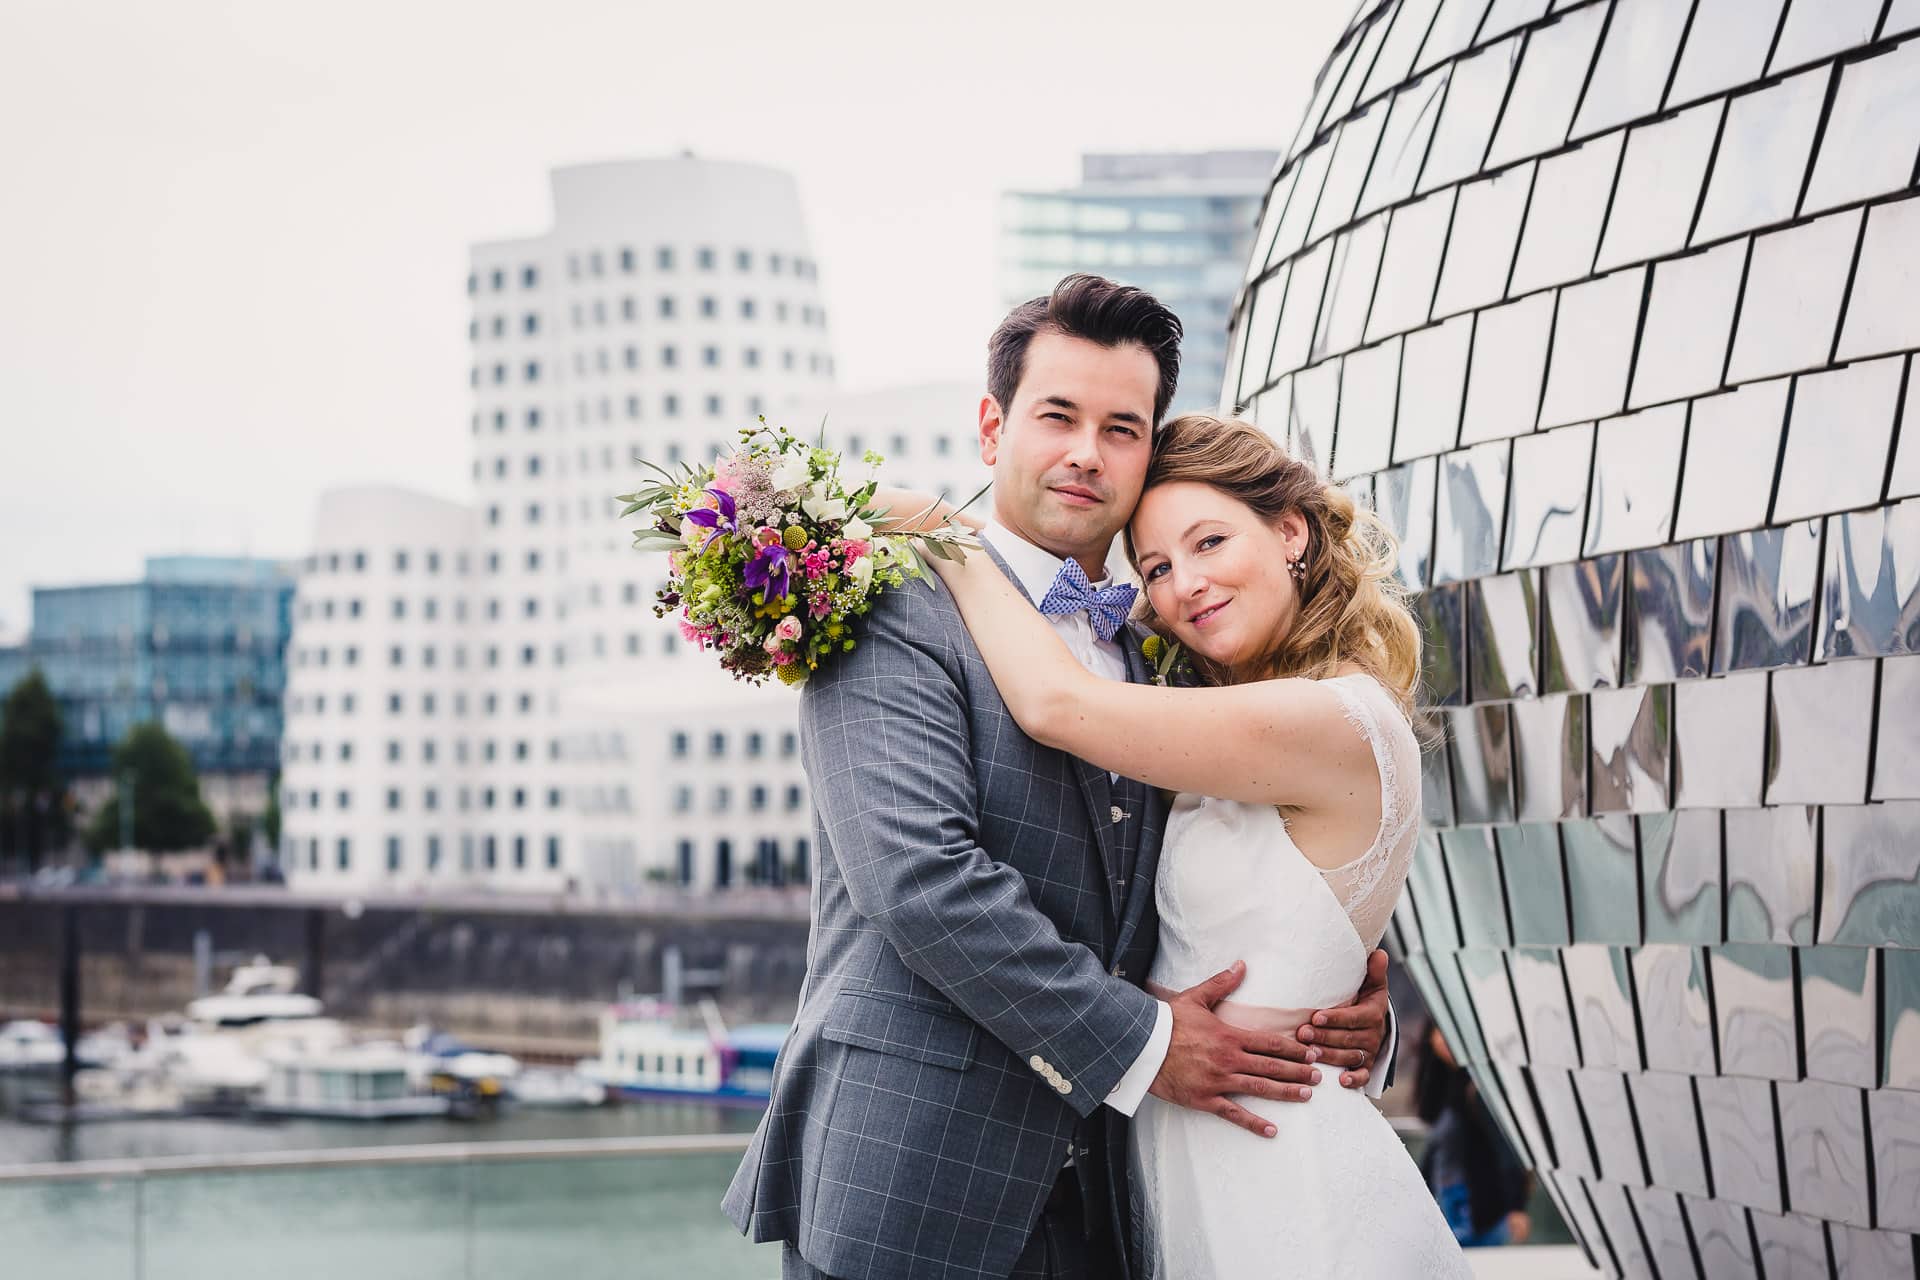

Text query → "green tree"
[85,722,215,854]
[0,668,70,871]
[261,769,282,850]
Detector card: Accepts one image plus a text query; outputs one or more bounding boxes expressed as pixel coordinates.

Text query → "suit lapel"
[978,541,1127,925]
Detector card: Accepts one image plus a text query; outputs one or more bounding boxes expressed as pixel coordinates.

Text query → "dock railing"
[0,1133,768,1279]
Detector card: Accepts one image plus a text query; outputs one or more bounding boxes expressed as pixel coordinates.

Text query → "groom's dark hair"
[988,274,1183,426]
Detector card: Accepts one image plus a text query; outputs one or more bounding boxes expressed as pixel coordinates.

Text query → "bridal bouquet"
[621,421,979,687]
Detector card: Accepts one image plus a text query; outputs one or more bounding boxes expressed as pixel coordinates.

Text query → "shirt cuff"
[1365,999,1397,1100]
[1103,999,1173,1116]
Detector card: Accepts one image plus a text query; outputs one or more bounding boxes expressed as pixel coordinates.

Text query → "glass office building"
[1000,151,1277,415]
[1224,2,1920,1274]
[3,556,294,777]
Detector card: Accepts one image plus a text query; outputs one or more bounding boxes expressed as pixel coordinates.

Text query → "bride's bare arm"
[919,540,1377,812]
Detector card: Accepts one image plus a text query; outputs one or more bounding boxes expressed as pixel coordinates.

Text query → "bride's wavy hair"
[1122,414,1424,713]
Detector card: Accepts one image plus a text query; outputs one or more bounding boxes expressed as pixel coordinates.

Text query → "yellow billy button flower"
[1142,635,1165,663]
[775,661,809,687]
[782,525,809,552]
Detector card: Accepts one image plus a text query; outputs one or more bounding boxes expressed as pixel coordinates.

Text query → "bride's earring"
[1287,552,1306,585]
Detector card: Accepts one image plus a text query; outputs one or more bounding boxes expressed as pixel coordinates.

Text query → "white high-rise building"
[283,161,1001,896]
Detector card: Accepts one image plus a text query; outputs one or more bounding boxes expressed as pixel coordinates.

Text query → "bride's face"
[1131,481,1308,676]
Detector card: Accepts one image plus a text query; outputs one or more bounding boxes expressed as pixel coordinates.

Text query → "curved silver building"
[1225,3,1920,1274]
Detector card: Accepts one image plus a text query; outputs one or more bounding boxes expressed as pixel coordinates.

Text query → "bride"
[878,413,1469,1277]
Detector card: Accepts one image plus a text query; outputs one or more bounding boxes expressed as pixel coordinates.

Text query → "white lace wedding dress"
[1132,673,1469,1278]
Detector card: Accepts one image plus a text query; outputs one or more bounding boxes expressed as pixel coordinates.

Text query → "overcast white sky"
[0,0,1348,634]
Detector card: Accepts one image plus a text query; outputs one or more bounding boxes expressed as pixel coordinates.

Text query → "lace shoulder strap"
[1317,674,1421,949]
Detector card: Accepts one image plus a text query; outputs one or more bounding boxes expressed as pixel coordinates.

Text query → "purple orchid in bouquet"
[682,486,738,555]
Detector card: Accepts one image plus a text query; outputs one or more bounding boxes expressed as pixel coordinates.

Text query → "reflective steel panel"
[1564,813,1643,944]
[1588,684,1670,814]
[1572,0,1692,139]
[1776,1079,1870,1228]
[1635,1070,1711,1198]
[1505,421,1593,570]
[1799,945,1876,1089]
[1819,801,1920,949]
[1629,239,1745,410]
[1691,68,1827,246]
[1724,209,1862,385]
[1542,267,1646,430]
[1484,4,1605,170]
[1511,693,1585,820]
[1671,378,1788,541]
[1462,293,1554,442]
[1510,133,1623,296]
[1625,537,1715,683]
[1772,356,1904,525]
[1820,498,1920,662]
[1595,104,1719,273]
[1433,439,1510,582]
[1708,943,1798,1082]
[1542,553,1624,693]
[1801,36,1920,215]
[1434,162,1532,316]
[1366,191,1452,342]
[1838,197,1920,361]
[1641,809,1720,943]
[1466,570,1539,700]
[1723,806,1817,945]
[1673,670,1766,808]
[1583,403,1685,555]
[1765,660,1875,805]
[1713,520,1821,674]
[1872,655,1920,800]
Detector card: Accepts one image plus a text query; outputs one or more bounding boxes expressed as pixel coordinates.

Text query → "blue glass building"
[0,557,294,777]
[1000,151,1278,415]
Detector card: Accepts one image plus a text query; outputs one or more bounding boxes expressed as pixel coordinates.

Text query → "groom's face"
[979,331,1158,570]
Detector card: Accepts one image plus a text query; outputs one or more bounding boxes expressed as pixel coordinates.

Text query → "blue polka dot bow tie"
[1038,559,1138,643]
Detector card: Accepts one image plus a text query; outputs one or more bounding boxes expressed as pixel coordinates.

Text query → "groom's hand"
[1299,948,1391,1090]
[1148,961,1320,1138]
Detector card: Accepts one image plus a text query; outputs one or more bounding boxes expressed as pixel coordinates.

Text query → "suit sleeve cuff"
[1365,998,1397,1099]
[1102,999,1172,1117]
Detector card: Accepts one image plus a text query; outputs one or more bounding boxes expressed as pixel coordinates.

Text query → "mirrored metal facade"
[1228,3,1920,1273]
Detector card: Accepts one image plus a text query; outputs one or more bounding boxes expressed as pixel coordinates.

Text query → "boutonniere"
[1140,634,1191,687]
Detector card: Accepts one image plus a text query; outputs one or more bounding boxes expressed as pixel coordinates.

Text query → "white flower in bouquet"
[769,454,812,493]
[803,492,848,522]
[842,516,874,542]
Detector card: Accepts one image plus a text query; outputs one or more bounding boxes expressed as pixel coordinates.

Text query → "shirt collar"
[980,519,1122,602]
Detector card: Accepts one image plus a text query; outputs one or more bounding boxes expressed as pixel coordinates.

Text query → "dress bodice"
[1147,672,1422,1011]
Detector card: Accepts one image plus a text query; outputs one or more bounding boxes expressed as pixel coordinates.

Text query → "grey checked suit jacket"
[723,546,1167,1280]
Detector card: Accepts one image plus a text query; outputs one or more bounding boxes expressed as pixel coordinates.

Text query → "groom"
[724,274,1394,1279]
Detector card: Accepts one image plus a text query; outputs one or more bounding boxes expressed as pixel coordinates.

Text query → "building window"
[672,731,689,758]
[750,785,767,811]
[697,247,715,270]
[337,837,351,870]
[387,740,401,763]
[660,345,677,367]
[619,246,635,273]
[713,785,730,813]
[656,246,674,270]
[386,836,401,872]
[339,742,353,762]
[709,731,726,758]
[702,345,719,367]
[545,836,560,869]
[525,360,540,382]
[483,835,497,868]
[786,784,803,811]
[427,835,442,870]
[513,835,527,869]
[386,788,401,811]
[780,731,798,757]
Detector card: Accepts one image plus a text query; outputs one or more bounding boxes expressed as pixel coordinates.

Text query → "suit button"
[1110,806,1125,824]
[1057,1079,1073,1095]
[1029,1054,1045,1072]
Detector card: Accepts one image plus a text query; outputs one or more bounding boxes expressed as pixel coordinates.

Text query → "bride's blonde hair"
[1123,414,1423,713]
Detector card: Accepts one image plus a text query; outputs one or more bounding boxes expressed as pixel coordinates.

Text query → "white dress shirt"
[978,521,1172,1117]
